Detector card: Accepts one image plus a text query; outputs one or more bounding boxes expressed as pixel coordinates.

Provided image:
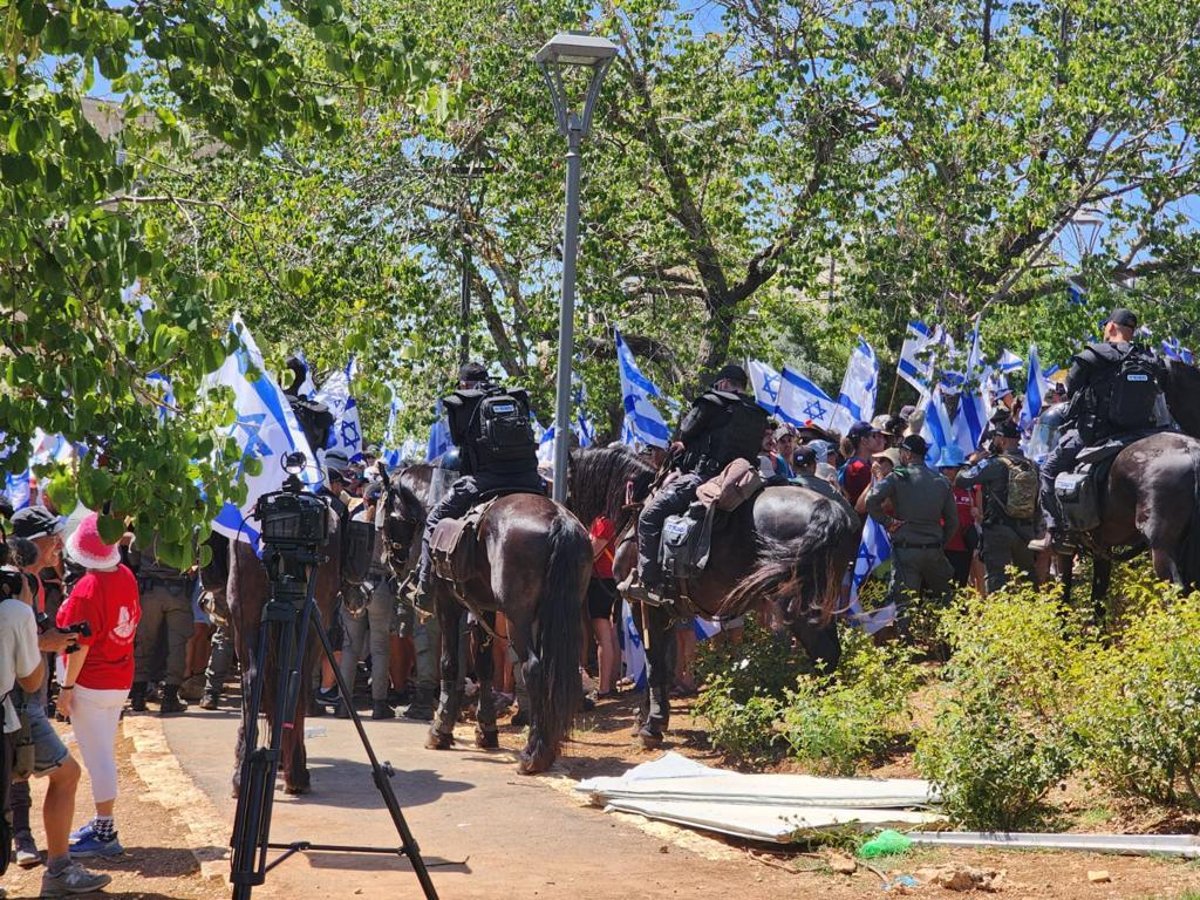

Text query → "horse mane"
[1164,359,1200,440]
[569,446,656,530]
[387,470,427,524]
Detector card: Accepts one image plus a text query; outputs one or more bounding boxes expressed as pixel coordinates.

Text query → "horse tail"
[718,497,854,622]
[1179,440,1200,589]
[525,513,588,770]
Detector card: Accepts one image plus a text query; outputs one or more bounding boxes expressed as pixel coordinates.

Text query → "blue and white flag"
[292,351,317,400]
[619,598,647,691]
[828,336,878,435]
[536,422,556,466]
[1019,343,1051,433]
[777,367,838,431]
[615,329,670,449]
[693,617,722,641]
[898,321,936,393]
[145,373,176,424]
[1067,281,1086,305]
[919,387,955,465]
[1163,338,1195,365]
[997,349,1024,374]
[4,470,31,511]
[572,375,596,448]
[383,394,399,448]
[845,517,896,635]
[426,399,452,462]
[747,360,782,413]
[205,317,320,550]
[315,364,363,463]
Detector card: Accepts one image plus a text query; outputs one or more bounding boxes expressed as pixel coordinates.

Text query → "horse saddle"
[430,498,498,585]
[1055,431,1158,534]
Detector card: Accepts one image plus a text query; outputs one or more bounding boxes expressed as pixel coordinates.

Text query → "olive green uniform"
[955,452,1038,592]
[865,462,958,605]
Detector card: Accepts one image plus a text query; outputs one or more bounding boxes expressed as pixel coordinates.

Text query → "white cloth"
[0,597,41,732]
[71,686,128,804]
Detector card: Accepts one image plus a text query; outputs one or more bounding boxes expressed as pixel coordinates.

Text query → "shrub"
[693,616,813,705]
[777,630,918,776]
[1068,586,1200,805]
[693,674,781,763]
[915,579,1080,829]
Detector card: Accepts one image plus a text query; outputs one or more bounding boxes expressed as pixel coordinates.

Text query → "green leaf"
[96,514,126,545]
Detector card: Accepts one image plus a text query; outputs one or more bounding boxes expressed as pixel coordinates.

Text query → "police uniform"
[415,379,542,590]
[635,368,767,591]
[129,540,193,711]
[1039,310,1165,536]
[866,440,957,605]
[955,447,1038,592]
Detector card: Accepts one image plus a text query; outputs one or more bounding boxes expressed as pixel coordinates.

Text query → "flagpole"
[886,368,900,415]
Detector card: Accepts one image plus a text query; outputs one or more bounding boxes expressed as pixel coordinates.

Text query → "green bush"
[693,616,813,705]
[1067,585,1200,805]
[778,631,918,776]
[693,675,781,764]
[915,579,1079,829]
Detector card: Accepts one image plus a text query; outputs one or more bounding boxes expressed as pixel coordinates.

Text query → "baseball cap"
[10,505,63,540]
[848,421,878,441]
[899,433,928,455]
[1106,308,1138,329]
[712,364,748,386]
[792,445,817,467]
[805,440,834,461]
[995,419,1021,439]
[458,361,489,384]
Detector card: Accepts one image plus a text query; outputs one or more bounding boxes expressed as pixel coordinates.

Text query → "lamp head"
[534,31,617,67]
[535,31,617,138]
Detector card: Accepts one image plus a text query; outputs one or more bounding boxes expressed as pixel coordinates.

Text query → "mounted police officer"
[1031,308,1166,551]
[403,362,542,613]
[955,419,1039,591]
[620,364,768,604]
[865,433,958,607]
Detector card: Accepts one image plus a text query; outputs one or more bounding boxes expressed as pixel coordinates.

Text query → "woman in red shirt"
[56,512,141,858]
[587,515,620,698]
[936,449,978,588]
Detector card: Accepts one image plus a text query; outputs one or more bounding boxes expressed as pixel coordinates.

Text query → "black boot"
[159,684,188,715]
[401,685,435,721]
[334,699,352,719]
[129,682,147,713]
[372,700,396,720]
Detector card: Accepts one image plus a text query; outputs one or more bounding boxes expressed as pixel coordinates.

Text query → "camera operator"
[0,522,112,895]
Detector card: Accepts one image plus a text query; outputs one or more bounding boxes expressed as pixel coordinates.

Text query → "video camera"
[0,532,38,600]
[253,451,328,554]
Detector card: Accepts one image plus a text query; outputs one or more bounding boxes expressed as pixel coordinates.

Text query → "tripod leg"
[309,603,440,900]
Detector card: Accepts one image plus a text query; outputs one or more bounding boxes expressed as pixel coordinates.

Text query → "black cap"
[10,505,62,540]
[995,419,1021,439]
[899,433,928,455]
[848,421,878,441]
[712,364,748,387]
[1107,308,1138,329]
[793,445,817,467]
[458,362,489,385]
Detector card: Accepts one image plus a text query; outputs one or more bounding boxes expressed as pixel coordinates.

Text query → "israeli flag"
[145,373,176,424]
[426,399,452,462]
[292,351,317,400]
[777,366,838,430]
[845,517,896,635]
[919,387,955,464]
[828,337,878,435]
[997,349,1023,374]
[536,422,556,466]
[383,394,399,449]
[898,321,936,393]
[619,598,648,691]
[954,391,988,456]
[1163,338,1196,365]
[747,360,782,413]
[206,316,320,550]
[693,617,723,641]
[1067,281,1086,305]
[314,364,363,463]
[572,375,596,448]
[4,470,32,511]
[1019,343,1051,433]
[615,329,670,449]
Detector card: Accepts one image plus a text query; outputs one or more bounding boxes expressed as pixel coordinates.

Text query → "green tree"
[0,0,436,563]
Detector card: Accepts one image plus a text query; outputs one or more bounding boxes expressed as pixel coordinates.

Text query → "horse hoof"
[475,728,499,750]
[517,751,551,775]
[284,782,310,796]
[638,727,664,750]
[425,730,454,750]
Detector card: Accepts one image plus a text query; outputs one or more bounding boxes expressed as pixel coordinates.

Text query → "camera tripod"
[229,490,438,899]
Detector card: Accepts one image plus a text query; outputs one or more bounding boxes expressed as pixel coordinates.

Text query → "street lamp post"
[535,31,617,504]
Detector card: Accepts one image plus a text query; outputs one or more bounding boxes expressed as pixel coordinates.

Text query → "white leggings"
[71,686,128,806]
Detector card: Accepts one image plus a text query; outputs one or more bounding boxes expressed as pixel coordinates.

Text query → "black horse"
[383,464,591,774]
[568,447,860,748]
[1064,360,1200,613]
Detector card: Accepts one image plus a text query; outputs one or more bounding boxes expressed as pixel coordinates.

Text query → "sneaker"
[315,687,339,706]
[40,861,113,896]
[198,693,220,711]
[14,831,41,868]
[69,830,123,858]
[67,820,96,844]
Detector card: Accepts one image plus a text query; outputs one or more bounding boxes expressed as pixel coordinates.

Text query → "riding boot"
[159,684,188,715]
[399,571,435,619]
[402,685,436,721]
[128,682,148,713]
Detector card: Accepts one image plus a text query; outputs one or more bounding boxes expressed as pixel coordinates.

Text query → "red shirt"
[590,516,617,580]
[842,458,873,505]
[944,487,975,552]
[57,565,141,691]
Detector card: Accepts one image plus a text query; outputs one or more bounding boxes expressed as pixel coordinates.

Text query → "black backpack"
[705,393,770,469]
[476,391,536,461]
[1106,348,1160,431]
